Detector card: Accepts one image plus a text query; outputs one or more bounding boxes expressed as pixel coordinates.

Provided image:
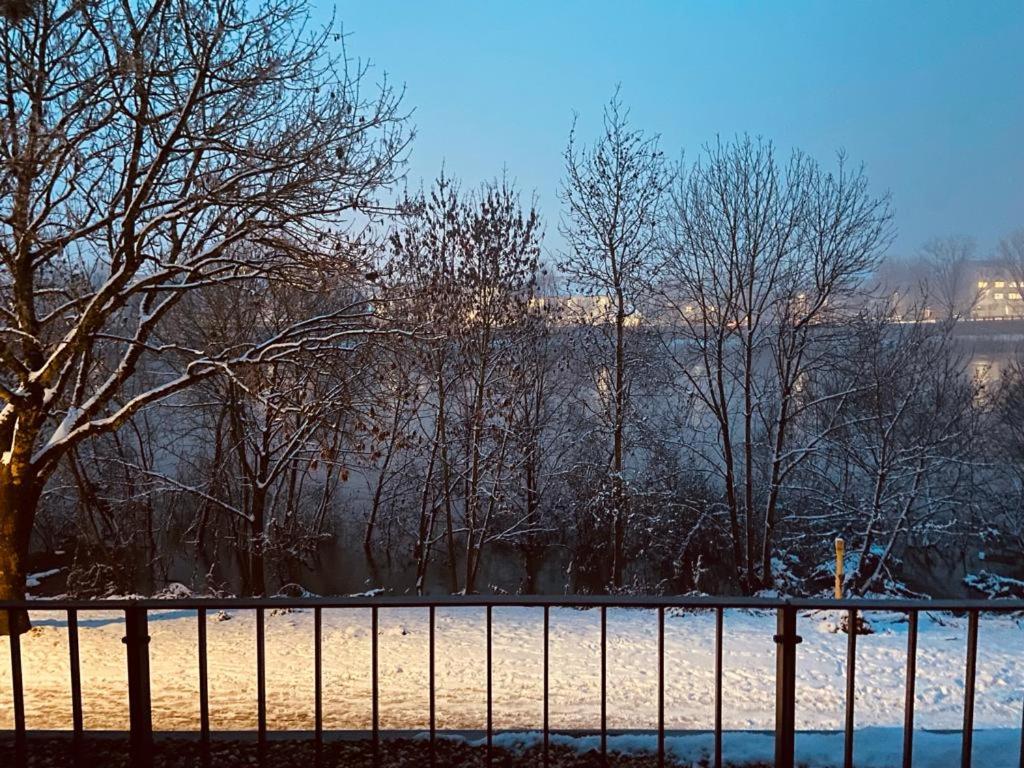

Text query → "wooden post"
[835,538,845,599]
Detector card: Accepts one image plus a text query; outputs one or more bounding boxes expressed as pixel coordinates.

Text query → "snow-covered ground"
[490,729,1024,768]
[2,606,1022,764]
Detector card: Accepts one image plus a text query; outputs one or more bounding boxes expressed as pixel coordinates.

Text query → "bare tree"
[801,302,981,594]
[166,277,374,595]
[504,279,575,588]
[986,230,1024,562]
[998,228,1024,284]
[920,235,979,320]
[387,174,544,593]
[387,175,465,591]
[558,90,672,588]
[0,0,407,632]
[990,347,1024,559]
[452,180,543,592]
[359,337,425,555]
[655,137,892,591]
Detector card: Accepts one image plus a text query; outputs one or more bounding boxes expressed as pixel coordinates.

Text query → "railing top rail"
[2,595,1023,611]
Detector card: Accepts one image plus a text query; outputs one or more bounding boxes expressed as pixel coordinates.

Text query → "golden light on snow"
[2,608,1022,733]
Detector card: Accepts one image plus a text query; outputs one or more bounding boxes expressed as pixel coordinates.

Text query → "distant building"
[529,295,643,327]
[872,258,1024,322]
[972,265,1024,319]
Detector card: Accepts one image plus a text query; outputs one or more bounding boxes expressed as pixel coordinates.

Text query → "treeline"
[39,103,1024,601]
[3,2,1023,625]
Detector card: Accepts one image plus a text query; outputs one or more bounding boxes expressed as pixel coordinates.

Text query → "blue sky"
[326,0,1023,260]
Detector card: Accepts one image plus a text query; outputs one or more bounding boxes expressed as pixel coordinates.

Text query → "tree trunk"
[413,429,439,562]
[760,385,794,588]
[248,487,268,597]
[414,502,438,597]
[711,333,746,590]
[742,311,758,590]
[465,544,478,594]
[436,376,459,594]
[610,288,627,589]
[0,467,42,636]
[611,483,626,588]
[365,398,403,552]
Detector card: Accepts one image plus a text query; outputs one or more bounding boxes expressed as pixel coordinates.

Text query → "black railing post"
[962,609,979,768]
[8,608,25,764]
[314,606,322,763]
[903,609,919,768]
[197,608,209,766]
[844,608,858,768]
[123,606,153,766]
[543,605,550,768]
[256,606,266,764]
[428,605,436,765]
[68,608,83,758]
[486,604,493,766]
[371,605,379,767]
[773,603,801,768]
[600,605,607,761]
[715,606,724,768]
[657,606,665,768]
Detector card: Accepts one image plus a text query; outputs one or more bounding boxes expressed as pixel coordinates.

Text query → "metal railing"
[3,595,1024,767]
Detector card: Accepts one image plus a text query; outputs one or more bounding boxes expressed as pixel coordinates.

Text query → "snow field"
[2,605,1022,760]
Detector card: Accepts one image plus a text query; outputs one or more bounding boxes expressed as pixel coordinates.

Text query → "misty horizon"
[332,0,1023,260]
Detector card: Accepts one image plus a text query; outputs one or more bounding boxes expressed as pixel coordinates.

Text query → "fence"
[3,595,1024,768]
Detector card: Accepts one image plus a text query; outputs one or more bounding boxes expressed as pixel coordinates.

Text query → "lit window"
[994,293,1004,300]
[978,281,988,288]
[1010,293,1022,300]
[995,281,1005,288]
